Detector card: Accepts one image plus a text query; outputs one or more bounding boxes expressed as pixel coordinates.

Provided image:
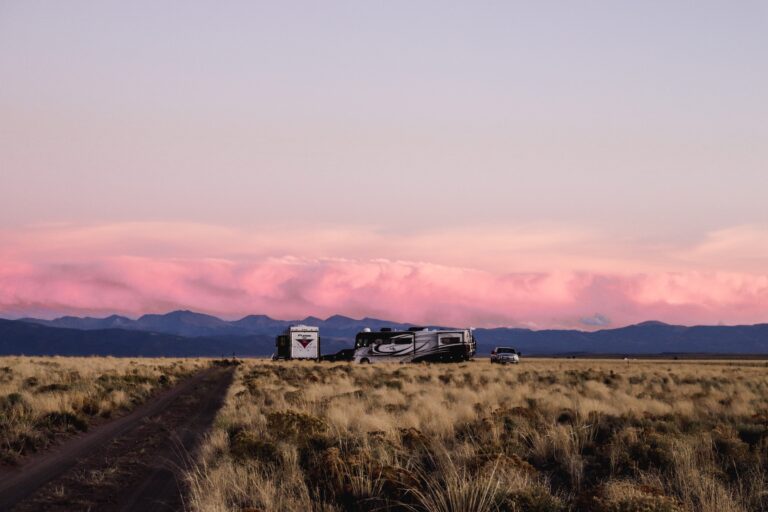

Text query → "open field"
[2,365,234,512]
[0,356,205,465]
[186,359,768,512]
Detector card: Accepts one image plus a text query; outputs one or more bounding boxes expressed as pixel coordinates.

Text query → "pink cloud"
[1,256,767,328]
[1,222,767,327]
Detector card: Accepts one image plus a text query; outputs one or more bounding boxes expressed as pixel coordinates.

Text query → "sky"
[1,1,767,328]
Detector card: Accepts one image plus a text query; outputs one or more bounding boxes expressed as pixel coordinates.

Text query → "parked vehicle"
[273,325,321,360]
[320,348,355,362]
[490,347,520,364]
[353,326,476,363]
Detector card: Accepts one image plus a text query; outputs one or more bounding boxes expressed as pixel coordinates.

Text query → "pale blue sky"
[1,1,766,238]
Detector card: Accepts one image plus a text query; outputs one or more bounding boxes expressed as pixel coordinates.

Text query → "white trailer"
[273,325,321,360]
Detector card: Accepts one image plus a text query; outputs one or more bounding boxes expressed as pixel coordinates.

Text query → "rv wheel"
[360,358,370,364]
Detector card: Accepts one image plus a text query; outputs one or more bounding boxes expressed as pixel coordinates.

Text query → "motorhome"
[353,326,476,363]
[273,325,321,360]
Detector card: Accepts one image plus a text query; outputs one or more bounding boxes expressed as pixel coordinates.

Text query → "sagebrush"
[0,356,203,464]
[186,359,768,511]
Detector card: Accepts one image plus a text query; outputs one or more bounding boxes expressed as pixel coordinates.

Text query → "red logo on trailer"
[297,336,314,348]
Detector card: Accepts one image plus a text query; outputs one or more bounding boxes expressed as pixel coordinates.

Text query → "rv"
[273,325,321,361]
[353,326,476,363]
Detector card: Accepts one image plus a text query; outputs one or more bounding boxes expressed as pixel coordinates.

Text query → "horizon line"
[4,309,767,332]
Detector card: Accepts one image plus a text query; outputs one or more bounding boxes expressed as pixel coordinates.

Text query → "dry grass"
[186,359,768,512]
[0,356,205,464]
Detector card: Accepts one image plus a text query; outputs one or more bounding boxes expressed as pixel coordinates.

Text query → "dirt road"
[0,365,234,511]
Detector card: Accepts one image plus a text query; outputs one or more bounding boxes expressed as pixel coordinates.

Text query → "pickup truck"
[490,347,520,364]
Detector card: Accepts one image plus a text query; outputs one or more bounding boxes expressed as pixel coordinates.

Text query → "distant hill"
[472,322,768,355]
[19,310,431,338]
[0,319,274,357]
[20,310,261,337]
[7,311,768,356]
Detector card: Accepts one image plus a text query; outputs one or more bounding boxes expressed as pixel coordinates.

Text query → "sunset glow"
[1,2,766,328]
[1,222,766,328]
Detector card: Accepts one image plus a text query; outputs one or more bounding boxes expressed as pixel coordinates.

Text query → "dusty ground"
[0,365,235,512]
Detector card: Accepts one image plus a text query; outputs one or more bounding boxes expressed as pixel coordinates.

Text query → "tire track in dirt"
[0,365,235,511]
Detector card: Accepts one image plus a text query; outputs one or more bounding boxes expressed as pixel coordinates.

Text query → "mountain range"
[18,310,425,338]
[0,310,766,357]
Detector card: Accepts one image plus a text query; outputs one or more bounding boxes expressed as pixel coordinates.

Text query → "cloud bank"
[1,223,766,328]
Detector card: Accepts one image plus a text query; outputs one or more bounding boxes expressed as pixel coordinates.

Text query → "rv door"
[276,335,291,359]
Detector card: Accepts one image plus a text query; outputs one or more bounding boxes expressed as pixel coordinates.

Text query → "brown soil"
[0,366,234,511]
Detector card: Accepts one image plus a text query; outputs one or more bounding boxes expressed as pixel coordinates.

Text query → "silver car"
[490,347,520,364]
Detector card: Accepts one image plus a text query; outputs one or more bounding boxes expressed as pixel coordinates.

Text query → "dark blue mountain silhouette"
[7,311,768,356]
[0,319,272,357]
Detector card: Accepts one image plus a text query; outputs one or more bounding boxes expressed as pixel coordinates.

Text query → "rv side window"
[394,337,413,345]
[440,336,462,345]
